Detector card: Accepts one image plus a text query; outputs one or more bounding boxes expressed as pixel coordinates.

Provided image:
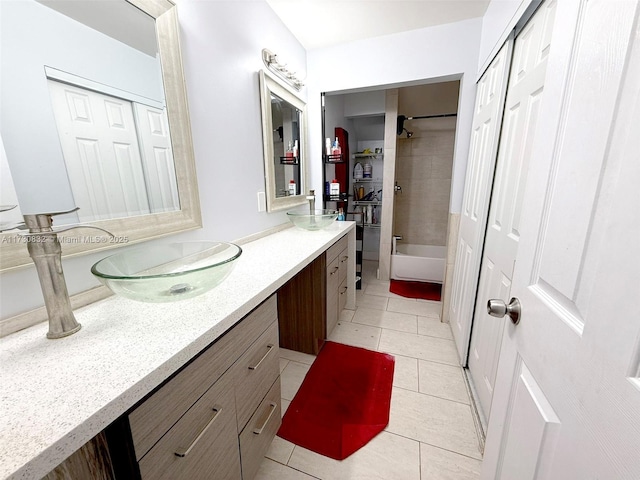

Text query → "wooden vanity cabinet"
[325,233,349,337]
[128,295,281,480]
[278,232,352,355]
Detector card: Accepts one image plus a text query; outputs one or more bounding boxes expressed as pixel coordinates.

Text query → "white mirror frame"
[0,0,202,272]
[259,70,308,212]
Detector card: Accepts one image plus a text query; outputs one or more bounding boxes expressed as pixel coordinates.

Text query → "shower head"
[397,115,407,135]
[397,115,414,137]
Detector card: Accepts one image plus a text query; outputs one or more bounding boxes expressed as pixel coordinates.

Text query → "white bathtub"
[391,244,446,283]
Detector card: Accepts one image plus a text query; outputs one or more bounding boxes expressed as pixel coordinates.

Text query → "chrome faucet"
[306,190,316,227]
[306,189,316,214]
[22,207,114,339]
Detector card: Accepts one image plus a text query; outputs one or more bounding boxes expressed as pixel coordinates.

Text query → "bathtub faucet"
[392,235,403,254]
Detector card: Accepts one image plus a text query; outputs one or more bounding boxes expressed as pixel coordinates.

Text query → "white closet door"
[468,0,557,422]
[482,0,640,478]
[450,42,512,363]
[133,103,179,213]
[48,80,151,221]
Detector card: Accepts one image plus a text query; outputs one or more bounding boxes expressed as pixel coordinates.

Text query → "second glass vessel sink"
[287,209,338,230]
[91,241,241,302]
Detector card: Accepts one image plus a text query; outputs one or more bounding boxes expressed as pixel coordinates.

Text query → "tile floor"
[255,260,482,479]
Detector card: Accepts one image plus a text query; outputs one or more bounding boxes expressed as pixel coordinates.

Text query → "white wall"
[306,17,483,215]
[0,0,306,320]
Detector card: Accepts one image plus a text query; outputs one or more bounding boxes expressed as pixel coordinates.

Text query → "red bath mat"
[390,279,442,301]
[277,341,395,460]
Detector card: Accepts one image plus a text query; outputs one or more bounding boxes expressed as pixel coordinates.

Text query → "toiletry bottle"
[366,205,373,224]
[372,206,377,224]
[325,181,330,196]
[325,138,332,157]
[288,179,296,196]
[354,162,363,180]
[330,179,340,196]
[293,140,299,159]
[363,162,372,178]
[337,208,345,221]
[286,141,293,159]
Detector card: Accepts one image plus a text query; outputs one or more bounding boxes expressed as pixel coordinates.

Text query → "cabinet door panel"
[138,372,241,480]
[234,322,280,431]
[239,379,282,480]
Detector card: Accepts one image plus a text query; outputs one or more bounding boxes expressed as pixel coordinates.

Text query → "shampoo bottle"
[288,179,296,196]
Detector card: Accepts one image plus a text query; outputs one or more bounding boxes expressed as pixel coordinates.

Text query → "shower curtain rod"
[404,113,457,120]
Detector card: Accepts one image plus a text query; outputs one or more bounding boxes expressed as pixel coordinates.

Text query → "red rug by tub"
[277,341,395,460]
[390,279,442,301]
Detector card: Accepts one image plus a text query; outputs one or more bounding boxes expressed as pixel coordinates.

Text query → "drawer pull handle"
[175,406,222,458]
[253,402,277,435]
[340,255,348,263]
[330,266,339,275]
[248,344,274,370]
[340,286,348,295]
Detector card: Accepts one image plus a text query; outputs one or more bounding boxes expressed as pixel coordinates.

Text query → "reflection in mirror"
[259,70,307,212]
[0,0,201,271]
[270,92,302,198]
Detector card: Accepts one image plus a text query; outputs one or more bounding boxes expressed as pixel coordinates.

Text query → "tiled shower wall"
[394,119,456,246]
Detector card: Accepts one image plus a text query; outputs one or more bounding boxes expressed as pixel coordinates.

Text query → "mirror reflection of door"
[48,79,179,222]
[270,92,301,198]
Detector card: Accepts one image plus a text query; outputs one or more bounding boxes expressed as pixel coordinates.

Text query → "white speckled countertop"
[0,222,354,480]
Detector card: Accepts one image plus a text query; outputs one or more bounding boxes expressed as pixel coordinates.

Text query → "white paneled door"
[468,0,557,421]
[450,41,512,364]
[48,80,151,222]
[482,0,640,478]
[133,103,180,213]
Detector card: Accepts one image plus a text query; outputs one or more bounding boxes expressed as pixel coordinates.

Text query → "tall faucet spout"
[306,189,316,215]
[23,208,114,339]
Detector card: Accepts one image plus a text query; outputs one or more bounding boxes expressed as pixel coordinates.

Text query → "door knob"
[487,297,521,325]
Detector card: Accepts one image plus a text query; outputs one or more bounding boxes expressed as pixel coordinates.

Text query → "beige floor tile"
[420,443,481,480]
[352,307,417,334]
[364,282,406,299]
[266,435,295,464]
[418,316,453,340]
[386,387,481,459]
[340,308,356,322]
[356,293,389,311]
[279,358,290,374]
[392,354,419,392]
[281,361,311,401]
[280,348,316,365]
[379,329,459,366]
[419,360,470,405]
[287,431,420,480]
[281,399,291,416]
[388,298,442,318]
[327,321,381,350]
[254,458,318,480]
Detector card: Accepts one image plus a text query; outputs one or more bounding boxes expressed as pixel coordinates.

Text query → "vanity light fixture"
[262,48,304,91]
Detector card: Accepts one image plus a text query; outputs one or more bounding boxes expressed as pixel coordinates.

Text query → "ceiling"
[265,0,491,50]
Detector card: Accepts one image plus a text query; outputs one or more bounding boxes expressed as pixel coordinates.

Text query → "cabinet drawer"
[234,321,280,431]
[326,288,339,337]
[239,378,281,480]
[138,372,241,480]
[338,247,349,284]
[326,254,340,295]
[326,233,348,265]
[129,295,277,460]
[338,278,348,314]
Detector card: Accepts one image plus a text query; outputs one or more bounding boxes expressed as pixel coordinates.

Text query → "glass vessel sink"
[91,241,242,302]
[287,209,338,231]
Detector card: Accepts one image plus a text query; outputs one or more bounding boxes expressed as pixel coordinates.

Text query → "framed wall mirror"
[259,70,308,212]
[0,0,201,271]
